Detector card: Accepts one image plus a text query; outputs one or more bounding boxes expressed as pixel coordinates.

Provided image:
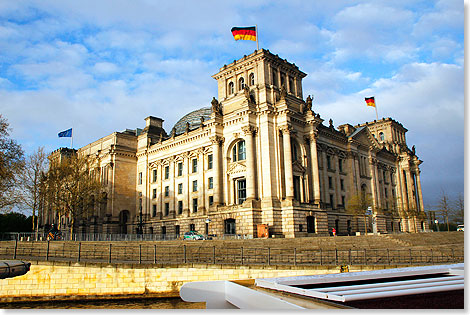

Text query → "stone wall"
[0,261,391,303]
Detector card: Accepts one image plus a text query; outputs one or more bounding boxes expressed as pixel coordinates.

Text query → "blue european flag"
[58,128,72,138]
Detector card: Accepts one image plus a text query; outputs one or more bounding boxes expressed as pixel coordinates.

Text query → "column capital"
[278,125,293,135]
[242,125,258,136]
[209,136,224,146]
[308,131,319,141]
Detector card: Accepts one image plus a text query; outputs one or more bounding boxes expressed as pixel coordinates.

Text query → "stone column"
[198,148,205,214]
[309,132,321,205]
[368,155,379,211]
[242,126,257,200]
[169,157,175,218]
[281,126,294,200]
[210,136,223,206]
[415,169,424,212]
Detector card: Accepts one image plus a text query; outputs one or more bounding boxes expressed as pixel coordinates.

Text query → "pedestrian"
[332,228,336,236]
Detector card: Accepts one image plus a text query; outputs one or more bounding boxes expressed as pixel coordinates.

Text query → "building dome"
[171,107,212,136]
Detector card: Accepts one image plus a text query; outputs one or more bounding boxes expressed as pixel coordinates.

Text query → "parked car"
[183,231,205,240]
[457,225,464,232]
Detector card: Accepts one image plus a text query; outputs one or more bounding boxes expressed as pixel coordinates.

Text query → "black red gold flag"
[231,26,257,41]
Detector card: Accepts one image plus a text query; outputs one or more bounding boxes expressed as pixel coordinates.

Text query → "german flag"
[231,26,256,41]
[365,97,376,107]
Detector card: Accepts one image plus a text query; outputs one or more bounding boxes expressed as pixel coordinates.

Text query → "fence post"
[184,245,187,264]
[320,249,323,265]
[335,249,338,266]
[364,249,367,265]
[139,244,142,264]
[78,242,81,262]
[108,244,112,264]
[154,244,157,264]
[349,249,352,266]
[213,246,216,264]
[13,239,18,259]
[241,247,244,265]
[387,249,390,265]
[294,248,297,266]
[46,240,50,261]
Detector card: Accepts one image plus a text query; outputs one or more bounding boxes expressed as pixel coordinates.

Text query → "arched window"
[238,77,245,91]
[249,73,255,86]
[232,140,246,161]
[379,132,385,141]
[228,82,234,95]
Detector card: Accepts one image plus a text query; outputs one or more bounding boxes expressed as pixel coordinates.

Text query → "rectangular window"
[192,180,197,192]
[193,198,198,213]
[340,179,344,191]
[208,177,213,189]
[209,196,214,205]
[165,186,169,197]
[152,204,157,217]
[178,162,183,176]
[164,202,169,216]
[329,194,334,208]
[178,183,183,194]
[208,154,213,169]
[339,159,343,172]
[192,158,197,173]
[328,176,333,189]
[152,169,157,182]
[138,172,142,185]
[327,155,331,170]
[237,179,247,204]
[341,196,345,206]
[152,188,157,199]
[175,225,180,237]
[162,226,166,236]
[164,166,169,179]
[190,223,195,231]
[178,200,183,214]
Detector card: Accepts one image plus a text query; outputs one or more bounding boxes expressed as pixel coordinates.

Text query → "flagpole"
[71,128,73,149]
[255,24,259,50]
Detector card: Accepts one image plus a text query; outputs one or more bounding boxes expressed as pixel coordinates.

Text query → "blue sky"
[0,0,464,208]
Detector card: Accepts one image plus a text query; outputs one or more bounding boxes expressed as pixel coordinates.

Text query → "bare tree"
[18,147,48,238]
[452,193,464,225]
[45,154,102,238]
[346,191,373,234]
[0,115,25,210]
[437,190,451,232]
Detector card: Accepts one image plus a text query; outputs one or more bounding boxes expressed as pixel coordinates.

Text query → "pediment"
[292,160,306,174]
[227,161,246,175]
[349,127,380,150]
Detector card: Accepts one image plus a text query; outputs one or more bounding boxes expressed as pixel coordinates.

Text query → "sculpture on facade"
[211,97,222,115]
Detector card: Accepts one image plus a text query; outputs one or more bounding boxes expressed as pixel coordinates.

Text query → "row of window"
[228,74,255,95]
[151,196,215,217]
[138,155,214,185]
[151,177,215,199]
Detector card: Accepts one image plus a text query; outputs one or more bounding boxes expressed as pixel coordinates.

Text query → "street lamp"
[434,219,440,232]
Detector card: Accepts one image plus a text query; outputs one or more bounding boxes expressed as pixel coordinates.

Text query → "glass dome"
[171,107,212,136]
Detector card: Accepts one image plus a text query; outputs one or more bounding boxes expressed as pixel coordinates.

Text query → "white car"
[457,225,464,232]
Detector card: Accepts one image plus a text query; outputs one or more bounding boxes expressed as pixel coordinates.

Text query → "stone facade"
[41,49,426,238]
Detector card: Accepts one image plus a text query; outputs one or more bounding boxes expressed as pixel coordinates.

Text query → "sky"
[0,0,464,208]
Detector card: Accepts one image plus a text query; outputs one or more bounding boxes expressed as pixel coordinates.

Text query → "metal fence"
[0,240,463,267]
[0,232,252,242]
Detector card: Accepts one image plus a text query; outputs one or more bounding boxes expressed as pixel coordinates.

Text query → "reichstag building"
[45,49,426,238]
